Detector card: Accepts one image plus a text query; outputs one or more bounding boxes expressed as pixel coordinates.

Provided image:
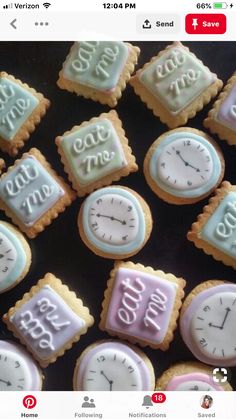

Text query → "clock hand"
[208,308,231,330]
[0,378,12,386]
[175,150,200,172]
[100,371,113,391]
[208,323,222,329]
[96,213,126,225]
[0,254,4,259]
[220,307,231,329]
[109,380,113,391]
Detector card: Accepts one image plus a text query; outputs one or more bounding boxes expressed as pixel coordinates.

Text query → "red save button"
[185,14,226,34]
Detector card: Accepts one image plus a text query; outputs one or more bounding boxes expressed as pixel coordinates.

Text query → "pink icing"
[217,84,236,130]
[166,372,223,391]
[105,267,177,344]
[180,284,236,367]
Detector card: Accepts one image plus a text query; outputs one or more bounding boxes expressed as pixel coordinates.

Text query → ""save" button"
[185,13,226,34]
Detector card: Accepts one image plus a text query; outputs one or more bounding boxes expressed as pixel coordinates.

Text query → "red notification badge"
[152,393,166,404]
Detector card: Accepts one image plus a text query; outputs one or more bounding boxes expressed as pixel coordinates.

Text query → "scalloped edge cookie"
[99,260,186,350]
[3,272,94,368]
[56,110,138,197]
[0,148,76,238]
[57,42,140,107]
[0,72,50,156]
[204,72,236,145]
[187,181,236,269]
[130,42,223,128]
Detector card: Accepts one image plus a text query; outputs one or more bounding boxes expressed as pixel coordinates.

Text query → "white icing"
[175,381,216,391]
[143,288,168,332]
[88,193,139,245]
[10,285,85,359]
[82,348,142,391]
[118,277,146,325]
[0,348,32,391]
[215,201,236,239]
[191,292,236,360]
[157,137,213,190]
[0,232,17,282]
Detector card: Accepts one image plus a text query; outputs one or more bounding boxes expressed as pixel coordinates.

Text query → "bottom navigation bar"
[0,392,235,419]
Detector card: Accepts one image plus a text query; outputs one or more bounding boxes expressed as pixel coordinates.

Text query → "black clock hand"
[220,307,231,329]
[109,380,113,391]
[209,308,231,329]
[208,322,222,329]
[0,379,11,386]
[175,150,200,172]
[100,371,113,391]
[96,213,126,225]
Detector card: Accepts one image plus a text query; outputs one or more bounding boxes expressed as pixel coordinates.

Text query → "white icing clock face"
[83,348,143,391]
[157,138,213,190]
[0,350,32,391]
[88,194,139,245]
[0,232,17,283]
[191,292,236,361]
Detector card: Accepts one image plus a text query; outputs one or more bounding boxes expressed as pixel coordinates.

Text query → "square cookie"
[0,72,50,156]
[188,181,236,270]
[130,42,222,128]
[57,42,140,107]
[56,110,138,197]
[3,273,94,367]
[99,261,186,350]
[0,148,76,238]
[204,72,236,145]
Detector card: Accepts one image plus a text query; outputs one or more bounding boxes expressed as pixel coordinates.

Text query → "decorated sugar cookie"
[3,273,94,367]
[180,280,236,367]
[204,72,236,146]
[78,186,152,259]
[99,261,186,350]
[0,340,43,391]
[130,42,222,128]
[56,110,138,197]
[188,181,236,269]
[156,361,232,391]
[0,221,31,293]
[0,148,76,238]
[0,72,50,156]
[73,340,155,391]
[57,42,140,107]
[144,127,225,205]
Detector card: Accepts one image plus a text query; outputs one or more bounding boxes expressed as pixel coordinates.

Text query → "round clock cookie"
[180,281,236,366]
[144,128,224,205]
[156,361,232,391]
[0,340,43,391]
[0,221,31,293]
[73,340,155,391]
[78,186,152,259]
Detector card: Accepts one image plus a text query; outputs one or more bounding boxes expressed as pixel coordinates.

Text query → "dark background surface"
[0,41,236,391]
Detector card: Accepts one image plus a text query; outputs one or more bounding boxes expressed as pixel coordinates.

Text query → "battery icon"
[213,2,228,8]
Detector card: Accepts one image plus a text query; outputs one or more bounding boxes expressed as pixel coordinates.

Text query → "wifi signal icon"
[43,2,51,8]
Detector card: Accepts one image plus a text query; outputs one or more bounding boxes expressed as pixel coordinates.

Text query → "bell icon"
[142,395,153,409]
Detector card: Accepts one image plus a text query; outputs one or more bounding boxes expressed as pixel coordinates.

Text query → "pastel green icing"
[139,46,215,114]
[62,41,129,91]
[0,156,64,226]
[201,192,236,259]
[61,119,127,186]
[0,77,39,141]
